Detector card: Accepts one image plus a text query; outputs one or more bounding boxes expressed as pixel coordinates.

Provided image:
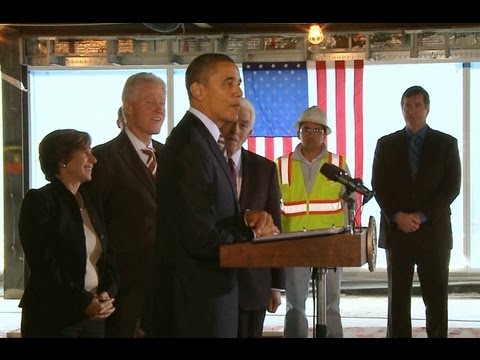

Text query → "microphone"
[320,163,375,205]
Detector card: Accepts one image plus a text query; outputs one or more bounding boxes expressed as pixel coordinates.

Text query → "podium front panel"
[220,231,367,268]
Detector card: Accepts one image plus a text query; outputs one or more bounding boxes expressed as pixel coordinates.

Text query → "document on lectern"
[252,227,346,243]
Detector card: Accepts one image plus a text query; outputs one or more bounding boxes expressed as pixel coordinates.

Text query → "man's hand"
[244,209,279,237]
[395,211,422,233]
[267,290,282,313]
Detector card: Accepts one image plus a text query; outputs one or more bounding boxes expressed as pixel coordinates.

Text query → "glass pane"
[470,62,480,269]
[362,62,464,269]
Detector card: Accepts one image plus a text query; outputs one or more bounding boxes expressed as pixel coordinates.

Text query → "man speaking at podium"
[276,106,354,338]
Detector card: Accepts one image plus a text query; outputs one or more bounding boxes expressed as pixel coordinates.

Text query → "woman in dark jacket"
[18,129,119,337]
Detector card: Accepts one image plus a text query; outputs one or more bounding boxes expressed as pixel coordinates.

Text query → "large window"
[362,63,465,269]
[24,62,476,271]
[470,63,480,269]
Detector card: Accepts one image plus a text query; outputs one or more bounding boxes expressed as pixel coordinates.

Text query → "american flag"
[242,62,307,161]
[243,60,365,223]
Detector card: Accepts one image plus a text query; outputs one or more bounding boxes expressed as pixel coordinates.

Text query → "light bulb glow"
[308,24,324,45]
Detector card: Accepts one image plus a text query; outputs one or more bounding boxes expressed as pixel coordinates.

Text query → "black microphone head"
[320,162,341,181]
[362,191,375,205]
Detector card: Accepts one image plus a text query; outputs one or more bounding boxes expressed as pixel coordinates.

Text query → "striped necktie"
[141,147,157,175]
[409,135,420,179]
[218,134,225,151]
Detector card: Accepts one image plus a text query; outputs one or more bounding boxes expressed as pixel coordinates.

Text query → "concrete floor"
[263,292,480,337]
[2,291,480,338]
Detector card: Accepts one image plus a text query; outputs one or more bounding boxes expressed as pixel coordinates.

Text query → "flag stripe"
[354,60,364,181]
[353,60,363,178]
[264,137,274,161]
[282,137,293,155]
[353,60,365,224]
[247,137,256,154]
[316,61,327,111]
[335,61,347,157]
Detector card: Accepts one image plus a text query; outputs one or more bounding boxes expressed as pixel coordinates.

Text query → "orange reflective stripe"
[281,202,308,215]
[309,200,342,212]
[281,199,342,215]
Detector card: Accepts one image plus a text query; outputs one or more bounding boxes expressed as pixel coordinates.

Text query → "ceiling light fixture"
[308,24,324,45]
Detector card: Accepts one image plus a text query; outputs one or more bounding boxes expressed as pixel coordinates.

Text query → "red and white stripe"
[246,136,300,162]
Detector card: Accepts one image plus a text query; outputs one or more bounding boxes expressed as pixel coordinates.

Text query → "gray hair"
[240,97,256,126]
[121,72,166,104]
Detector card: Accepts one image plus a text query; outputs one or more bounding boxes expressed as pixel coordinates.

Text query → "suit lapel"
[117,132,156,197]
[238,149,250,208]
[396,130,412,178]
[189,114,239,207]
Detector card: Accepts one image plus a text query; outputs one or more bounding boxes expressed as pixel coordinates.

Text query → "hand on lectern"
[244,209,280,238]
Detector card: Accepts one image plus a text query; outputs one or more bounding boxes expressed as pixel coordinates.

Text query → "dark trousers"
[238,308,266,338]
[60,318,105,338]
[386,244,450,338]
[21,307,105,338]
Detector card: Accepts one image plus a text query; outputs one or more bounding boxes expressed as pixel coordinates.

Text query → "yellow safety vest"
[276,151,346,232]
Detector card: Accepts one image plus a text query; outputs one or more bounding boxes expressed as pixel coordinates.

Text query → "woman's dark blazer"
[18,179,119,330]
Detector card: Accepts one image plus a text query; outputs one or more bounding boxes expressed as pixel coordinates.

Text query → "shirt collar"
[406,126,427,141]
[125,127,154,151]
[292,143,327,163]
[228,149,242,168]
[189,106,221,143]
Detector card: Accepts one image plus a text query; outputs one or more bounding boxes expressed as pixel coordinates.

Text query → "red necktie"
[141,148,157,175]
[228,157,238,197]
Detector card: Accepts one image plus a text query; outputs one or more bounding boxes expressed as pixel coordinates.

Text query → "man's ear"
[297,130,301,140]
[191,83,203,100]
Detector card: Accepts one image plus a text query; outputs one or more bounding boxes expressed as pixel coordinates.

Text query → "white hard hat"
[294,106,331,135]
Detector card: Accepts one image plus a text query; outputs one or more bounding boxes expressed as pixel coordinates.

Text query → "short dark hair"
[39,129,92,181]
[401,86,430,108]
[185,53,236,99]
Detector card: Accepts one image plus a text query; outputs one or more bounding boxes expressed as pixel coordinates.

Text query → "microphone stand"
[342,189,356,234]
[312,267,328,338]
[310,189,357,338]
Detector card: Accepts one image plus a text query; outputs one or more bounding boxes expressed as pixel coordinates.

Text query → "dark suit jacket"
[238,149,285,310]
[153,111,254,337]
[372,125,461,250]
[18,179,118,334]
[90,130,163,337]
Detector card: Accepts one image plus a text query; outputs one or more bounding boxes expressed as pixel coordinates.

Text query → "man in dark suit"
[90,72,166,337]
[221,97,285,338]
[152,53,279,338]
[372,85,461,338]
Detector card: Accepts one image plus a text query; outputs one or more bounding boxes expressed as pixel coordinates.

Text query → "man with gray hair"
[221,98,285,337]
[91,72,166,337]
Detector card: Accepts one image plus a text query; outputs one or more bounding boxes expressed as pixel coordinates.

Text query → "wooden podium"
[220,218,377,338]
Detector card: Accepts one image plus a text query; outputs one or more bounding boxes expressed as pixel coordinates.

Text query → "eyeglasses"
[299,127,324,134]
